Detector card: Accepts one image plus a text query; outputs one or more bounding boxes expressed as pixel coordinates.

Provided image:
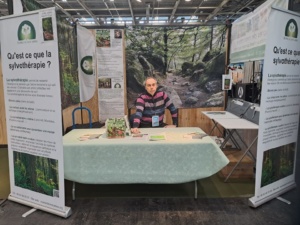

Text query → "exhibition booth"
[0,0,299,219]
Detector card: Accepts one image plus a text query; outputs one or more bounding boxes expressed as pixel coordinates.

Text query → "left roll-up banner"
[0,8,71,218]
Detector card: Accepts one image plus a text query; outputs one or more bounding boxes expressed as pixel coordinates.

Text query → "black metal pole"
[288,0,294,11]
[7,0,13,15]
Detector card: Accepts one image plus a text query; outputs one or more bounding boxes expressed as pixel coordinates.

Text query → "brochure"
[149,133,166,141]
[131,133,149,141]
[206,111,226,115]
[78,133,102,141]
[183,132,208,139]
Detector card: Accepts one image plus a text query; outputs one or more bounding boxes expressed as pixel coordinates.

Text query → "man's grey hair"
[143,76,157,86]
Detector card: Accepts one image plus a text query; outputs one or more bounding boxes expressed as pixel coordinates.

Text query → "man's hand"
[131,128,140,134]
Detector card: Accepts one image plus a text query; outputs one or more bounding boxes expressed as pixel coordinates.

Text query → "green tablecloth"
[63,127,229,184]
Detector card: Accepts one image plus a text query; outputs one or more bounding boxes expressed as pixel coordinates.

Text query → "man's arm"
[132,95,145,128]
[164,92,178,126]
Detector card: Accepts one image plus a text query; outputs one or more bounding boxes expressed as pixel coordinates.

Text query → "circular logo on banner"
[80,56,93,75]
[17,21,36,40]
[285,19,298,38]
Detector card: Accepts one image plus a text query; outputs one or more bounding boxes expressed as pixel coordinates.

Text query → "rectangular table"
[202,111,243,149]
[202,111,259,182]
[63,127,229,199]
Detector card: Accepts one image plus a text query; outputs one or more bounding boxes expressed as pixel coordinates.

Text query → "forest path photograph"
[160,71,210,108]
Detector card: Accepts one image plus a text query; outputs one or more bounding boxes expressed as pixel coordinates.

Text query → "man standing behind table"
[131,77,178,134]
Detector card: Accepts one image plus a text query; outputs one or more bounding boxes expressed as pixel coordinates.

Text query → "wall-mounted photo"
[98,78,111,89]
[96,29,111,47]
[222,74,232,90]
[114,29,122,39]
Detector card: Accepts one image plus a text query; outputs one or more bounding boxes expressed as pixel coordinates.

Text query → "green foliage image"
[18,20,36,40]
[42,17,54,41]
[261,143,295,187]
[42,17,53,33]
[14,151,59,197]
[62,72,80,103]
[59,46,80,106]
[96,29,110,47]
[106,118,126,138]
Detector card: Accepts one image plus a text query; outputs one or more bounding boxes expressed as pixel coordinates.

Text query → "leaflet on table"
[206,111,226,115]
[183,132,208,139]
[148,133,166,141]
[78,134,102,141]
[131,133,149,140]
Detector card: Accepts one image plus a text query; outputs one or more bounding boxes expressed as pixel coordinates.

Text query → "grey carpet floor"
[0,187,299,225]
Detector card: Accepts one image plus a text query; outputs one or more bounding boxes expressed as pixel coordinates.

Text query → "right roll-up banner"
[249,7,300,207]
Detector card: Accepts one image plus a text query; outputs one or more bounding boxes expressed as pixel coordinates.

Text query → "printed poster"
[0,8,67,213]
[249,7,299,207]
[96,29,125,121]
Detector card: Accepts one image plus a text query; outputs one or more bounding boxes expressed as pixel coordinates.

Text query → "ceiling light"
[185,0,191,2]
[137,0,142,2]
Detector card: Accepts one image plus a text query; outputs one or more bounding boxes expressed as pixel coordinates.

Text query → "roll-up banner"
[0,8,71,217]
[249,7,300,207]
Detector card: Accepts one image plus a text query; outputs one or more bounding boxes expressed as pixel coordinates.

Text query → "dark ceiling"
[0,0,300,26]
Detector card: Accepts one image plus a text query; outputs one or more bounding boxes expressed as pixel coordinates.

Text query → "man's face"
[145,78,157,96]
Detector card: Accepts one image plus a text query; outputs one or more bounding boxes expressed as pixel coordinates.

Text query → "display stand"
[8,195,72,218]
